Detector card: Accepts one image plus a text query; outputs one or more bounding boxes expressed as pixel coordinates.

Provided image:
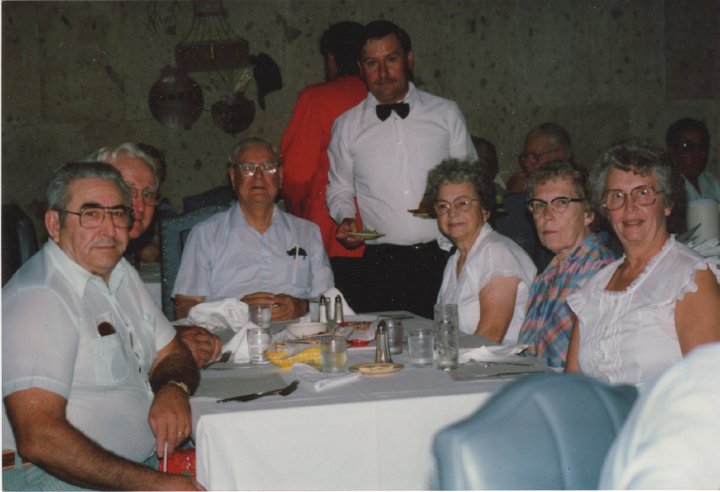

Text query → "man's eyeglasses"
[517,148,559,166]
[602,184,664,211]
[230,161,279,177]
[527,197,586,215]
[434,196,481,216]
[129,187,158,206]
[56,206,134,229]
[678,141,709,155]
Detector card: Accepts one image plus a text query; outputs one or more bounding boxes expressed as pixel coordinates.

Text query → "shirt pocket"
[286,253,310,288]
[91,332,134,385]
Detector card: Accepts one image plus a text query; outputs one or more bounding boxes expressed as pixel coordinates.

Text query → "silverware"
[202,350,232,369]
[374,313,414,320]
[478,361,534,367]
[216,380,300,403]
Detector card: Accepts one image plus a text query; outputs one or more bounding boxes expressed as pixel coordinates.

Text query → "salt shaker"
[319,296,328,323]
[334,295,344,324]
[374,320,393,363]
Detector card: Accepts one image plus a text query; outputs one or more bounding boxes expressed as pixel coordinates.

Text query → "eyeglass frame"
[434,196,482,216]
[54,205,135,229]
[601,184,664,211]
[517,148,560,166]
[128,186,159,206]
[229,161,279,177]
[526,196,586,215]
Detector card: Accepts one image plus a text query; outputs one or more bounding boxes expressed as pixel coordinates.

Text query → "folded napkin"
[187,298,259,363]
[187,298,250,330]
[291,363,361,392]
[321,287,356,318]
[459,344,529,364]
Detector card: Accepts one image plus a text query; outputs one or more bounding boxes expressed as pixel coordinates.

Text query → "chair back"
[160,204,228,320]
[432,373,638,490]
[183,185,235,214]
[2,204,39,285]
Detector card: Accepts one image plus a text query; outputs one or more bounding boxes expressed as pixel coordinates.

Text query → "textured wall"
[3,0,719,240]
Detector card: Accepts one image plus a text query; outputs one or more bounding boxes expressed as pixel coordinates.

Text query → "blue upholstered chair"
[182,185,235,214]
[432,373,638,490]
[2,204,39,285]
[160,204,229,320]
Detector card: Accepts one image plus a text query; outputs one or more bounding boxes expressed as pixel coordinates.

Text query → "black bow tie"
[376,102,410,121]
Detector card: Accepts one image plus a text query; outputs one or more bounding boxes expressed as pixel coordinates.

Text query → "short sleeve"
[2,287,78,398]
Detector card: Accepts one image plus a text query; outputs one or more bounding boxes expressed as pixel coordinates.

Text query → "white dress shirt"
[600,342,720,489]
[173,203,334,300]
[437,224,536,342]
[684,172,720,202]
[2,241,176,462]
[327,82,477,246]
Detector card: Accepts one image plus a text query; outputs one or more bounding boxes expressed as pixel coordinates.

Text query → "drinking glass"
[434,304,459,371]
[321,336,348,373]
[408,328,434,367]
[384,319,404,354]
[308,298,320,322]
[247,327,270,364]
[249,304,272,329]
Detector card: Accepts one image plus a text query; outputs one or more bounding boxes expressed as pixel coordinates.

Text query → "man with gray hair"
[506,122,574,194]
[2,162,201,490]
[91,143,160,243]
[173,138,333,364]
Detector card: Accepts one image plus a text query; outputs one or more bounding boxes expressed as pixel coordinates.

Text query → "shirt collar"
[231,201,285,231]
[365,81,417,109]
[44,240,127,297]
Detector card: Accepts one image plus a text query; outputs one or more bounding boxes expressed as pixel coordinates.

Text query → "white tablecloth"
[190,314,520,490]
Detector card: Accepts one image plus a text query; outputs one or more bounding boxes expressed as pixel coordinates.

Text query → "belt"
[2,450,32,469]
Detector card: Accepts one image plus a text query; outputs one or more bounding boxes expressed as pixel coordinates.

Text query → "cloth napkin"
[291,363,361,392]
[321,287,356,317]
[459,344,529,364]
[187,298,258,363]
[187,298,250,330]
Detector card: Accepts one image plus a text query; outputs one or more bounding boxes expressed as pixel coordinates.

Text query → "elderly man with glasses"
[172,138,333,364]
[2,162,201,490]
[90,143,163,264]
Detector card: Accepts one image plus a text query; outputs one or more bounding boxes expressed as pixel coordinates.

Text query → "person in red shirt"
[280,21,368,298]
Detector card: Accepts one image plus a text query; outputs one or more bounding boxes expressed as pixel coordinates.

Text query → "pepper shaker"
[319,295,328,323]
[374,320,393,364]
[334,295,344,324]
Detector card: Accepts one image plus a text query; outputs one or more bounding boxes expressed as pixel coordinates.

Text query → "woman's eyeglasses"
[602,184,663,211]
[527,197,586,215]
[434,196,481,215]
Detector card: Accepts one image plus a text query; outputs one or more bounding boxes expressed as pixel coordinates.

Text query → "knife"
[216,380,299,403]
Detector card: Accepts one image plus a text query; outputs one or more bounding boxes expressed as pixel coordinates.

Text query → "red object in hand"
[159,447,196,476]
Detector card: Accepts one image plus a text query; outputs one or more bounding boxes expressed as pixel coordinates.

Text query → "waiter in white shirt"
[327,20,477,318]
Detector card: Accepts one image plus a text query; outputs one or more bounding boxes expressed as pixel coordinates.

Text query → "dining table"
[189,312,542,490]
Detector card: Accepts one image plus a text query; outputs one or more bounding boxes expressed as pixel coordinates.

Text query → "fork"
[202,350,232,369]
[216,380,300,403]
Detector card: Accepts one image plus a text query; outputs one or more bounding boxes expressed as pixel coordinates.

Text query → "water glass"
[249,304,272,329]
[308,298,320,322]
[247,327,270,364]
[434,304,459,371]
[408,328,434,367]
[385,319,404,354]
[321,336,348,373]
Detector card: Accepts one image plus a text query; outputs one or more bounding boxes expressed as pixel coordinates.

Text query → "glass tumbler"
[247,327,270,364]
[434,304,459,371]
[408,328,435,367]
[249,304,272,329]
[321,336,348,373]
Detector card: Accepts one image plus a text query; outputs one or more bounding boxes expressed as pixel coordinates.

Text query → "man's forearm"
[149,337,200,394]
[34,423,173,490]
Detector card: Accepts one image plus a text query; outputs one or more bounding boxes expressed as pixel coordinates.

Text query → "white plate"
[286,322,327,339]
[347,231,385,239]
